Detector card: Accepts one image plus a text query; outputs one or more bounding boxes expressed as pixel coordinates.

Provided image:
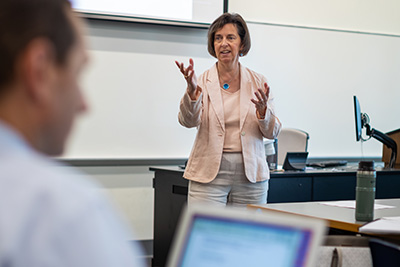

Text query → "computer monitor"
[353,96,362,142]
[353,95,397,168]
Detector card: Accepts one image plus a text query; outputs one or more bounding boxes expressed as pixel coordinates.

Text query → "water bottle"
[355,161,376,221]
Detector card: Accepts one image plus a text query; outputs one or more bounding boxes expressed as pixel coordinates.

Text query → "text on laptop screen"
[177,214,312,267]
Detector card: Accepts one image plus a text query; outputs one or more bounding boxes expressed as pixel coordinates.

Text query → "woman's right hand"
[175,58,201,100]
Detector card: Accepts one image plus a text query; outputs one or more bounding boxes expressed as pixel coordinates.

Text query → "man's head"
[0,0,88,156]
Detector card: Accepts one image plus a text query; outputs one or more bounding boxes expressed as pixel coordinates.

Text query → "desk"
[150,166,400,267]
[249,199,400,234]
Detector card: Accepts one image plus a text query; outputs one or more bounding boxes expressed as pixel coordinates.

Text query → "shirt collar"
[0,120,33,156]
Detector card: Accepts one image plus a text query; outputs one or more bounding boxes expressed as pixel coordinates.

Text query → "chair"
[369,238,400,267]
[276,128,309,166]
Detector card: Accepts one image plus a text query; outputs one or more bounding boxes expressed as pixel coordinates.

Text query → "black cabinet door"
[376,172,400,199]
[268,177,312,203]
[313,174,356,201]
[153,171,188,267]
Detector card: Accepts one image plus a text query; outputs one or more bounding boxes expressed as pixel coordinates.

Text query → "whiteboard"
[241,23,400,158]
[64,19,400,159]
[65,21,213,159]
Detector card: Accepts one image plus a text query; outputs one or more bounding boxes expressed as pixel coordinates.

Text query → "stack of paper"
[359,217,400,234]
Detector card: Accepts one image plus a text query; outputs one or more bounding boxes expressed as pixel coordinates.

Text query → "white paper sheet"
[359,217,400,234]
[318,201,395,210]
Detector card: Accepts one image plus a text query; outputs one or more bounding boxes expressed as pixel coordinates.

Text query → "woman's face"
[214,23,242,65]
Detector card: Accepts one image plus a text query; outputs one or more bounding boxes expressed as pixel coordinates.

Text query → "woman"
[175,13,281,206]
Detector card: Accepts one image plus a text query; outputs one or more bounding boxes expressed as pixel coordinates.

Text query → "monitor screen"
[353,95,362,141]
[178,214,312,267]
[71,0,225,27]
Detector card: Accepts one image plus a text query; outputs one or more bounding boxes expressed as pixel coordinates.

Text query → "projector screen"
[71,0,225,27]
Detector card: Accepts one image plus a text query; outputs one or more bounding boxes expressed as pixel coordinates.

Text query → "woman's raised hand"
[251,82,270,119]
[175,58,201,100]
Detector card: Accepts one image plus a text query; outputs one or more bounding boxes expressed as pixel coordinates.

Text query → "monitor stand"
[365,124,397,169]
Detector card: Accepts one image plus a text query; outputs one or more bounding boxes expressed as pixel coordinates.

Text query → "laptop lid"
[167,204,326,267]
[283,152,309,171]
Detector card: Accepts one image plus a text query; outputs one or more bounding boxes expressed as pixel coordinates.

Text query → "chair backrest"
[277,128,309,166]
[369,238,400,267]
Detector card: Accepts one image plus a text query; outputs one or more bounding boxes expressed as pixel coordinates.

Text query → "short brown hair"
[0,0,76,93]
[207,13,251,58]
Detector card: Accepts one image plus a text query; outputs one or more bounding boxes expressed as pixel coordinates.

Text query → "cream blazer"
[178,63,281,183]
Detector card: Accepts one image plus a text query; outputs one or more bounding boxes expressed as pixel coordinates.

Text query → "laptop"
[167,204,326,267]
[283,152,309,171]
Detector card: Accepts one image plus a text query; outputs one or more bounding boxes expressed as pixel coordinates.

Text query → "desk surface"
[249,199,400,233]
[150,164,400,177]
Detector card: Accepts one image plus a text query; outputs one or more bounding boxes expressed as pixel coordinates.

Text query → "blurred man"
[0,0,144,266]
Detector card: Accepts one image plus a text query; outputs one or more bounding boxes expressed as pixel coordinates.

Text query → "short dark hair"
[0,0,76,93]
[207,13,251,58]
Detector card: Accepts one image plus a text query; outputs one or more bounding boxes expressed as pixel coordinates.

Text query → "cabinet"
[268,177,312,203]
[313,175,356,201]
[152,169,188,267]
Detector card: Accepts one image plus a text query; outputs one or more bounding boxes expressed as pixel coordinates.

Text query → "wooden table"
[249,199,400,239]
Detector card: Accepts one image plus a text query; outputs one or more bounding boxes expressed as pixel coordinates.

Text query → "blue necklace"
[221,72,237,90]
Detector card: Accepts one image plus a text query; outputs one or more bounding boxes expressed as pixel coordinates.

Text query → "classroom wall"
[73,165,154,241]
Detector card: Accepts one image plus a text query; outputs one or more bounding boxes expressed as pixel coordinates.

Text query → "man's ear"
[19,38,57,105]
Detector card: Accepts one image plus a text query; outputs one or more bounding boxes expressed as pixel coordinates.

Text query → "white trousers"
[188,153,269,207]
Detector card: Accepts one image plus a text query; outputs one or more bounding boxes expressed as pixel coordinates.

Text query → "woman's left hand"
[251,82,270,119]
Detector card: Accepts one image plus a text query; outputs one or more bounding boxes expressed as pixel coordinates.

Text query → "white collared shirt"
[0,121,144,267]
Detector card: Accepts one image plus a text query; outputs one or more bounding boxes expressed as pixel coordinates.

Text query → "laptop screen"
[177,214,313,267]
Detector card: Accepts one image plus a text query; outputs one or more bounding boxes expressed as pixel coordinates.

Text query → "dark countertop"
[150,163,400,178]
